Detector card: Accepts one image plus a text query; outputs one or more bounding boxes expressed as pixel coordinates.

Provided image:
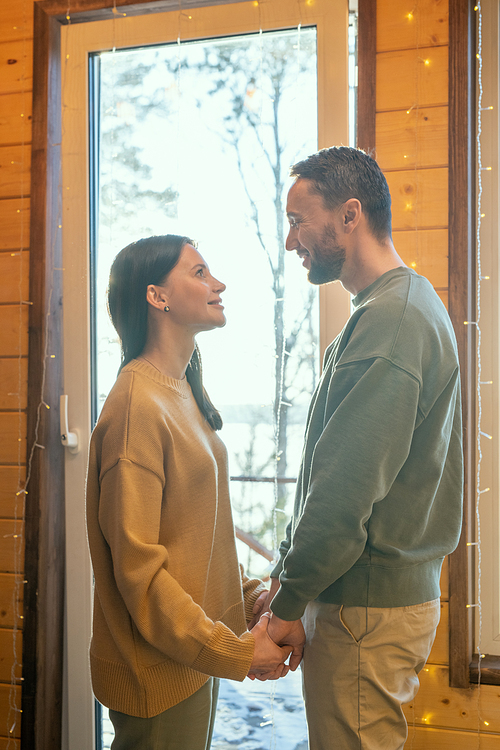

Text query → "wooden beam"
[357,0,376,153]
[35,0,248,23]
[447,0,475,690]
[23,4,65,749]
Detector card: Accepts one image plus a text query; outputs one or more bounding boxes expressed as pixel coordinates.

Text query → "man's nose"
[285,227,299,252]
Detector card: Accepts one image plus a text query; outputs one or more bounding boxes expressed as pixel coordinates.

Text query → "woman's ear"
[146,284,168,312]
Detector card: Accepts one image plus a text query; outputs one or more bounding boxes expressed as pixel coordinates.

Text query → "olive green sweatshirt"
[271,268,463,620]
[86,360,262,718]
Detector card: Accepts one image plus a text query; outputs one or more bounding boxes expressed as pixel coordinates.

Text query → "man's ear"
[342,198,362,234]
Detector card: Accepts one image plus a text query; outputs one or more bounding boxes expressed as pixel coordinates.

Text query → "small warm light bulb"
[481,213,486,217]
[474,5,479,9]
[405,203,413,211]
[410,261,417,269]
[477,53,480,59]
[407,12,414,20]
[485,721,490,726]
[424,59,430,66]
[403,154,408,159]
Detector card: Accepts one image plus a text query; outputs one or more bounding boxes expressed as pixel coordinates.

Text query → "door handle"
[60,395,79,454]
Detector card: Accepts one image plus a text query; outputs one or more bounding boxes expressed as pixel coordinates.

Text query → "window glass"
[92,26,318,749]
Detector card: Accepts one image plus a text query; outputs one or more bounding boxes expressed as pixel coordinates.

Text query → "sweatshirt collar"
[352,267,416,309]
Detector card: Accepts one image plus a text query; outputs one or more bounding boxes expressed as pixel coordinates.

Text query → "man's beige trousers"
[302,598,440,750]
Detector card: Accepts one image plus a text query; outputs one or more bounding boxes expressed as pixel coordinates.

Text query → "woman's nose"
[214,277,226,293]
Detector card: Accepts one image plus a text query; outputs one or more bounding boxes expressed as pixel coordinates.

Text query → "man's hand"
[267,613,305,672]
[248,613,292,680]
[248,578,281,629]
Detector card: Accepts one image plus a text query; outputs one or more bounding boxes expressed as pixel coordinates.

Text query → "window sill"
[470,655,500,685]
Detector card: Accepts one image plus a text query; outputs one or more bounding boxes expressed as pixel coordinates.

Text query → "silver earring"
[164,305,170,312]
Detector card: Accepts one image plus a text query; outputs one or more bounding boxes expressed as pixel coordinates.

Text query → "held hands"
[248,613,293,680]
[247,579,306,682]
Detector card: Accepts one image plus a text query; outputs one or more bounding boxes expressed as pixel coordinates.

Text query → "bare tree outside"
[167,30,319,563]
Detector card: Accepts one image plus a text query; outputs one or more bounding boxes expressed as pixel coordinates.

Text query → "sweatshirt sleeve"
[98,458,254,681]
[271,357,420,621]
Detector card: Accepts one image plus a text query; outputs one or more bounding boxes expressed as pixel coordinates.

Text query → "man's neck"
[340,238,406,295]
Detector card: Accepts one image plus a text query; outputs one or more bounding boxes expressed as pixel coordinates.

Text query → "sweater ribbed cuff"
[191,623,254,681]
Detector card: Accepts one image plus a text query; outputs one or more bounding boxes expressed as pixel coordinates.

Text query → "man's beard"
[307,224,346,285]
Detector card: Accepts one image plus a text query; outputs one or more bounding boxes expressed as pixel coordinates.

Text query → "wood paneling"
[0,252,29,302]
[440,554,449,599]
[386,167,448,230]
[0,413,27,464]
[0,41,32,95]
[0,144,31,199]
[393,229,448,288]
[376,106,448,170]
[428,601,449,666]
[376,45,448,112]
[0,520,24,573]
[0,359,28,411]
[0,306,28,356]
[404,666,500,733]
[0,684,21,739]
[377,0,449,53]
[0,199,30,250]
[404,726,500,749]
[0,629,22,682]
[0,93,32,145]
[0,574,22,631]
[437,289,448,309]
[0,741,19,750]
[0,468,26,519]
[0,2,33,43]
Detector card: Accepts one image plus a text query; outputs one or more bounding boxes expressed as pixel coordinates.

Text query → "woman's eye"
[196,268,205,276]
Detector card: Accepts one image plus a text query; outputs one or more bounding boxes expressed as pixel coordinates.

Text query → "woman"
[86,235,290,750]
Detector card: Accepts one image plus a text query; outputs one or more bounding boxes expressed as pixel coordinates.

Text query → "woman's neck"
[139,335,194,381]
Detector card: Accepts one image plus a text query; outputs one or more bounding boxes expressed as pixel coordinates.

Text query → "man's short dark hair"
[290,147,392,241]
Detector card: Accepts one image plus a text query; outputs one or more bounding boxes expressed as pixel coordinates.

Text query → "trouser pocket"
[338,604,368,644]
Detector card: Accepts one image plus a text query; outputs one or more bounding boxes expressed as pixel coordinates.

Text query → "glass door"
[61,3,349,748]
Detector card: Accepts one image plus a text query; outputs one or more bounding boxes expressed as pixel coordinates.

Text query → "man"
[261,147,463,749]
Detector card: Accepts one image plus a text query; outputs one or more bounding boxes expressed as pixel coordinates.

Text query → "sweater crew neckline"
[124,360,192,398]
[352,267,416,309]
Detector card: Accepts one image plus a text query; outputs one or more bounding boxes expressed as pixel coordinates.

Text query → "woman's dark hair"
[107,234,222,430]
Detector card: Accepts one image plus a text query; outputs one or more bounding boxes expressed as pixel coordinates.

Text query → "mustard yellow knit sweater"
[86,359,261,718]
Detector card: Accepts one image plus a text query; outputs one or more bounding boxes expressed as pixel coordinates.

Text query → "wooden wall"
[0,0,33,746]
[374,1,500,748]
[0,0,494,748]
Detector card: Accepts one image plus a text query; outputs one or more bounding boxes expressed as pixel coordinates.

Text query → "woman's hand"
[248,577,281,629]
[247,613,292,680]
